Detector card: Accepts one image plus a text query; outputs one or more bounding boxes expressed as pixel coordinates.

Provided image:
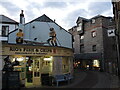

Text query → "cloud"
[62,9,88,29]
[43,2,67,9]
[0,0,113,30]
[88,2,113,16]
[0,1,20,15]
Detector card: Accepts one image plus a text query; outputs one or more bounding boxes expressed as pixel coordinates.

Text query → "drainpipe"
[116,11,120,78]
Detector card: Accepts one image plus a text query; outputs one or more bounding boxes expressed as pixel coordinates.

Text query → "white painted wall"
[8,21,72,49]
[8,29,18,43]
[0,23,18,41]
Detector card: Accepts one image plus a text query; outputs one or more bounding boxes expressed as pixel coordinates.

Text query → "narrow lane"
[69,71,98,88]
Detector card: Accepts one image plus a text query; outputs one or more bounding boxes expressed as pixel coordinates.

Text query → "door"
[32,57,41,86]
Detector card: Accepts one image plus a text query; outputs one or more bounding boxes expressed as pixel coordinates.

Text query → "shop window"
[34,72,39,77]
[92,45,96,51]
[93,60,100,67]
[80,44,84,53]
[91,31,97,38]
[1,26,9,37]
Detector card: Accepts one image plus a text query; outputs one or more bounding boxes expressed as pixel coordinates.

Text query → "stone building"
[112,0,120,76]
[69,15,117,74]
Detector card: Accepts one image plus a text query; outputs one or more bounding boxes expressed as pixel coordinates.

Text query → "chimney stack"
[20,10,25,24]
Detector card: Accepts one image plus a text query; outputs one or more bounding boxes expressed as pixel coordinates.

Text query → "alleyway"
[21,69,120,89]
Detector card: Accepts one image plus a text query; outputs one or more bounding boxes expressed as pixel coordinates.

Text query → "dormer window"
[77,23,82,31]
[91,19,96,24]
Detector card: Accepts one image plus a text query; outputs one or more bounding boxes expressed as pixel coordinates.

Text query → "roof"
[30,14,54,23]
[91,15,112,19]
[0,15,19,24]
[76,16,89,23]
[25,14,72,35]
[76,15,113,24]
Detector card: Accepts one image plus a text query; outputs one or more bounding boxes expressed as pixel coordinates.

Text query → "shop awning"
[74,53,102,60]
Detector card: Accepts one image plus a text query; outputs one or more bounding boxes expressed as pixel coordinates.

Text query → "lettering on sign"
[9,47,52,54]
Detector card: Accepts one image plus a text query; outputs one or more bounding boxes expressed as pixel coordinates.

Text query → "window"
[62,57,69,73]
[92,45,96,51]
[1,26,9,37]
[80,44,84,53]
[91,19,96,24]
[80,35,84,43]
[91,31,97,37]
[112,44,117,51]
[77,23,82,31]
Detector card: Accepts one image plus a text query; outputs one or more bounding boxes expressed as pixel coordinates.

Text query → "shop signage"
[10,47,52,53]
[2,45,73,56]
[9,47,52,55]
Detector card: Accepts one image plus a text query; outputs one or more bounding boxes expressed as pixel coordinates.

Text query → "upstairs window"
[1,26,9,37]
[77,23,82,31]
[80,44,84,53]
[91,31,97,38]
[92,45,96,51]
[80,35,84,43]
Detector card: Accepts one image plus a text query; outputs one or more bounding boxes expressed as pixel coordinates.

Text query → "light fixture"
[16,57,24,62]
[43,56,53,61]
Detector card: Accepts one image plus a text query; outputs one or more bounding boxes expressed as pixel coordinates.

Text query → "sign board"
[107,29,115,37]
[1,44,73,56]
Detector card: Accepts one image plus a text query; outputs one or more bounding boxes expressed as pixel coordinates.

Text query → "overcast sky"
[0,0,114,30]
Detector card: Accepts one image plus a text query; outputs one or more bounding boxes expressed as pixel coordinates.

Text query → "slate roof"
[0,15,19,24]
[30,14,54,23]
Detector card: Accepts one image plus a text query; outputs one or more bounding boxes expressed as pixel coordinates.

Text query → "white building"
[0,15,19,42]
[1,11,73,87]
[0,15,18,90]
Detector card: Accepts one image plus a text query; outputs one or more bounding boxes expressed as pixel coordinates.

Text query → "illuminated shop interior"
[8,55,72,87]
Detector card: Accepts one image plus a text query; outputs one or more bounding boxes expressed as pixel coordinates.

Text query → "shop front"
[1,44,73,87]
[74,53,102,70]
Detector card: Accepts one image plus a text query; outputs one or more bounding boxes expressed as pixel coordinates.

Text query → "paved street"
[21,69,120,89]
[61,69,120,88]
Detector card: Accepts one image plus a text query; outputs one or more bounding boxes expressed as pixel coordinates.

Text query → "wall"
[9,21,72,49]
[0,23,18,41]
[69,27,80,54]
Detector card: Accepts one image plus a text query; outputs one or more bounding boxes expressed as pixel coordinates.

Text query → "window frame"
[91,31,97,38]
[77,22,82,31]
[80,35,84,43]
[92,45,97,51]
[1,25,9,37]
[80,44,84,53]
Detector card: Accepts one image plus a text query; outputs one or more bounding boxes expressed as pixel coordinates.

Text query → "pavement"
[110,74,120,88]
